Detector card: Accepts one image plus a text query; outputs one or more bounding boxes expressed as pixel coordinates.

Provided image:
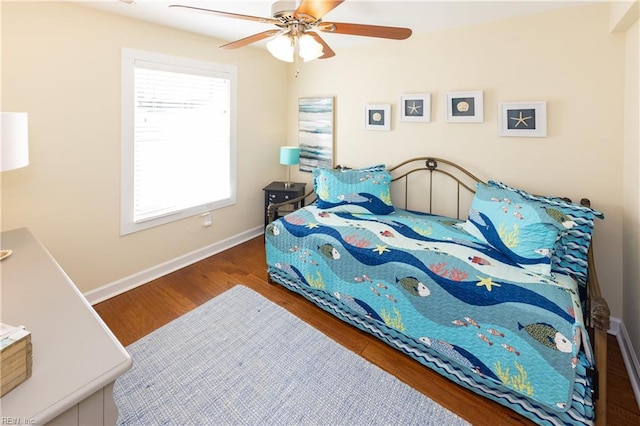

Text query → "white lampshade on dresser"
[1,112,30,260]
[1,112,29,172]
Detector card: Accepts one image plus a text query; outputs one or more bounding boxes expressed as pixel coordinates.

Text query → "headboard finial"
[426,158,438,170]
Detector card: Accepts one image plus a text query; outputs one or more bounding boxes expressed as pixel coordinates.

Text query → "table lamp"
[2,113,29,172]
[1,112,29,260]
[280,146,300,188]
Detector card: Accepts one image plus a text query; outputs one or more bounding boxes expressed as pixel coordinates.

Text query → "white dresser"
[0,228,132,425]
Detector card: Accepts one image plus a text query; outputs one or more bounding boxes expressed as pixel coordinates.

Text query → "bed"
[264,157,609,425]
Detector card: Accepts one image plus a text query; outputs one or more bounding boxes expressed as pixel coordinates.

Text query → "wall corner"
[610,0,640,32]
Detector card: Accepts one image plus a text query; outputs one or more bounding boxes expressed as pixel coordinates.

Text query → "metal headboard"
[267,157,485,222]
[388,157,485,219]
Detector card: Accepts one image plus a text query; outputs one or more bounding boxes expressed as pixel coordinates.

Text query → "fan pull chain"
[293,35,301,78]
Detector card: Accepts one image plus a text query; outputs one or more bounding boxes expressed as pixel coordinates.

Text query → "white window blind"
[121,49,237,235]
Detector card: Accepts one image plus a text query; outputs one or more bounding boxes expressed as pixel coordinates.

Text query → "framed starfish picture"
[499,101,547,137]
[400,93,431,122]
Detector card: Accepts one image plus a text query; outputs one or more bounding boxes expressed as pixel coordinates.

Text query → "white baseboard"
[83,226,264,305]
[612,318,640,410]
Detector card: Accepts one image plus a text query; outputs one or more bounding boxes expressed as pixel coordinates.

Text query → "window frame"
[120,48,237,235]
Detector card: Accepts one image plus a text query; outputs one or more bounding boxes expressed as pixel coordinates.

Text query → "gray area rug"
[113,285,470,425]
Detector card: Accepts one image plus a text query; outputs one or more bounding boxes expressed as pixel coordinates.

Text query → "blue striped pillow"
[488,180,604,284]
[313,164,394,215]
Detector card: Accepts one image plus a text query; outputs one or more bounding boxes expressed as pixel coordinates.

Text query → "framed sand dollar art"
[446,91,483,123]
[365,104,391,131]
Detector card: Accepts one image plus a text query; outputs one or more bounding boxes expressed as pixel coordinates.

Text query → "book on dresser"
[0,322,33,397]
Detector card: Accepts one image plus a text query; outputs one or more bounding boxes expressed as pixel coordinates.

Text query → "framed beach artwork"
[400,93,431,122]
[498,101,547,137]
[298,97,334,172]
[446,91,484,123]
[364,104,391,131]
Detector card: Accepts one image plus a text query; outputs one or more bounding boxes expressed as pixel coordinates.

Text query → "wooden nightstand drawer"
[263,182,306,226]
[267,191,297,204]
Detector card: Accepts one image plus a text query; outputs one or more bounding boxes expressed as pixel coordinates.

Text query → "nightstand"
[263,181,307,226]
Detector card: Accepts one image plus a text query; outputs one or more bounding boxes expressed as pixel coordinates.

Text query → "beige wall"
[1,2,288,292]
[287,3,626,319]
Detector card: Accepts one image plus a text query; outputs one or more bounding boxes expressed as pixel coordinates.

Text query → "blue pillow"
[461,183,564,275]
[313,164,394,215]
[487,180,604,284]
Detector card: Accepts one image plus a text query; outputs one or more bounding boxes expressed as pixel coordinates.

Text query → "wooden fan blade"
[295,0,344,20]
[319,22,412,40]
[308,32,335,59]
[169,4,280,25]
[220,30,281,49]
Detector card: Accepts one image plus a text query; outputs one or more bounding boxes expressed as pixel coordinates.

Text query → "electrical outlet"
[201,212,212,227]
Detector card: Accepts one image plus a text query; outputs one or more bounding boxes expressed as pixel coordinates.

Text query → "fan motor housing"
[271,0,299,17]
[272,0,315,25]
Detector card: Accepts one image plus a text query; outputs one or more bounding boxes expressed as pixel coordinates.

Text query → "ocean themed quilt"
[265,206,593,412]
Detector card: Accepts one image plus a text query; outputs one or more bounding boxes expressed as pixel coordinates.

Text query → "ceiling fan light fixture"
[266,34,295,62]
[266,32,323,63]
[298,34,323,62]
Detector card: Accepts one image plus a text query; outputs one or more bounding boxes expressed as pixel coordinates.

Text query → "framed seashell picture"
[445,90,484,123]
[364,104,391,131]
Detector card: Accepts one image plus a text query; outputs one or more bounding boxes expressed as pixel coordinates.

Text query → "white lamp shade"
[267,33,324,63]
[267,35,294,63]
[1,112,29,172]
[279,146,300,165]
[299,34,323,62]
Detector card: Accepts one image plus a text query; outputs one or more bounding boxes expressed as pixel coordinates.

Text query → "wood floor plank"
[94,236,640,425]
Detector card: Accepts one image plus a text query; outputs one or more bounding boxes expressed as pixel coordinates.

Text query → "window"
[121,48,237,235]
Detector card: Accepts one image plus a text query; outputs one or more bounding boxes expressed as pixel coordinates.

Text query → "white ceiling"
[74,0,596,50]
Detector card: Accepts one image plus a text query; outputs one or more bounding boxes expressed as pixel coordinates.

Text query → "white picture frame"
[400,93,431,122]
[498,101,547,137]
[365,104,391,131]
[445,91,483,123]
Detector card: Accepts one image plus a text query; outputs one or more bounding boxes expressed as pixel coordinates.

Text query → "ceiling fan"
[169,1,412,63]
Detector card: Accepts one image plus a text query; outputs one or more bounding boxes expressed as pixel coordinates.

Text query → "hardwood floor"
[94,236,640,425]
